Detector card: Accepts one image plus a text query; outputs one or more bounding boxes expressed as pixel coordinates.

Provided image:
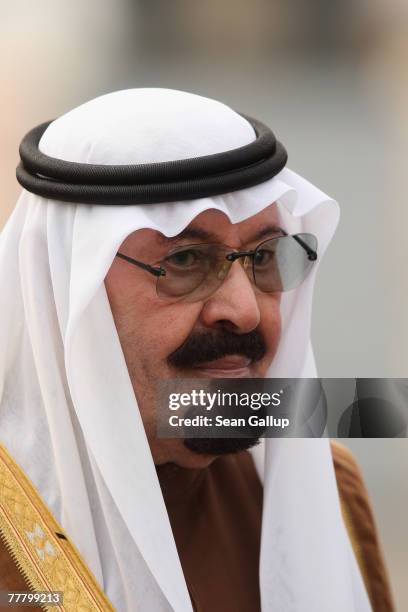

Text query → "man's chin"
[183,437,260,456]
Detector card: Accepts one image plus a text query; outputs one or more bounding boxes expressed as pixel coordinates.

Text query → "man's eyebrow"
[249,224,285,242]
[157,224,284,246]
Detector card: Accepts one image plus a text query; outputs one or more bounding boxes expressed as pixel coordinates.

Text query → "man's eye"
[253,249,274,266]
[165,250,199,268]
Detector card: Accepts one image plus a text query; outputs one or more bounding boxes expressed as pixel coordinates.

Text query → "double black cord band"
[16,114,287,205]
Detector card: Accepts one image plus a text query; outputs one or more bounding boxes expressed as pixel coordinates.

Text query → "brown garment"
[157,451,262,612]
[0,539,43,612]
[0,442,395,612]
[158,442,395,612]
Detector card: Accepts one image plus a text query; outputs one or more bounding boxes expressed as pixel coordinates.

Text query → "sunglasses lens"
[155,234,317,301]
[253,233,317,292]
[156,245,230,301]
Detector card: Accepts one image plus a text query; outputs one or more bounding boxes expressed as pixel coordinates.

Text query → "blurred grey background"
[1,1,407,608]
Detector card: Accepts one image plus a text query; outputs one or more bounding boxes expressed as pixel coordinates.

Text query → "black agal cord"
[16,115,287,205]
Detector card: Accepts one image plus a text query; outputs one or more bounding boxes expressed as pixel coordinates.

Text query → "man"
[0,89,393,611]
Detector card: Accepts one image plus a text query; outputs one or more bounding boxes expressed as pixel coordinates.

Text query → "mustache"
[167,329,267,369]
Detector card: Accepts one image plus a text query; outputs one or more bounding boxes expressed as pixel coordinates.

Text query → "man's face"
[105,205,282,467]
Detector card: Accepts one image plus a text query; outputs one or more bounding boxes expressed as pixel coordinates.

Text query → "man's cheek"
[260,303,282,353]
[146,308,200,361]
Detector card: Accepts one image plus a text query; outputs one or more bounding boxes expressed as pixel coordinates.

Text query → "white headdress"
[0,89,371,611]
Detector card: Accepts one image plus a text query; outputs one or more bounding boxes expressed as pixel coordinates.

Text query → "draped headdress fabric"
[0,89,372,611]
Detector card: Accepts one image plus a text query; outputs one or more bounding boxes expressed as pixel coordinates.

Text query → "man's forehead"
[158,203,281,247]
[122,203,281,253]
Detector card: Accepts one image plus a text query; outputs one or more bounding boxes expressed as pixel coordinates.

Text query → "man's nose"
[199,262,261,333]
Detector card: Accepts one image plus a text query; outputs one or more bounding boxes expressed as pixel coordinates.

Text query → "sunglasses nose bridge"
[242,255,250,270]
[216,257,234,281]
[215,252,253,286]
[226,250,253,272]
[217,248,249,281]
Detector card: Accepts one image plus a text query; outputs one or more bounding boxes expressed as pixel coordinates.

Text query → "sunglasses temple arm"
[116,252,165,277]
[292,235,317,261]
[276,229,317,260]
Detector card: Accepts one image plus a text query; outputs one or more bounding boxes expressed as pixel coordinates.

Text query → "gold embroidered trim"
[340,497,371,600]
[0,444,115,611]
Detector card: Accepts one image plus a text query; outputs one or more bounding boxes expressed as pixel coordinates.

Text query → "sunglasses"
[115,232,318,303]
